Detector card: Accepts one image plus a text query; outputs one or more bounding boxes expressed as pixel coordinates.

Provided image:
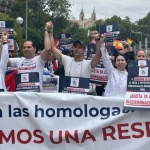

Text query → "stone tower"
[79,7,84,21]
[91,8,96,21]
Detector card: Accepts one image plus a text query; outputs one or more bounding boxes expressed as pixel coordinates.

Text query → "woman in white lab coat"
[100,43,128,97]
[0,32,9,91]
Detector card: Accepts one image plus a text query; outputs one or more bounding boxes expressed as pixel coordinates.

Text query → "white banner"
[0,93,150,150]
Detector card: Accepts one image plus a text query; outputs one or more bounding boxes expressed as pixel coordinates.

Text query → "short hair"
[73,40,86,49]
[24,40,37,49]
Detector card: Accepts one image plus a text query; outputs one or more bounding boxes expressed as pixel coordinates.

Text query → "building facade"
[72,8,97,29]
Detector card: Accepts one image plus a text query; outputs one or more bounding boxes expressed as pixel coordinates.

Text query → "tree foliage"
[10,0,71,50]
[6,0,150,50]
[92,15,150,48]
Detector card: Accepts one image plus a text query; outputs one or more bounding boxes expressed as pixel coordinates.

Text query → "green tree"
[136,12,150,48]
[10,0,71,50]
[93,16,133,41]
[64,22,89,44]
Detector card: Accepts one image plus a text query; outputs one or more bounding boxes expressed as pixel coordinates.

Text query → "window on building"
[7,0,12,7]
[1,0,6,5]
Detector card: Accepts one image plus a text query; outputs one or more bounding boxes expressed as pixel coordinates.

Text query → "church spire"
[91,6,96,21]
[81,5,84,13]
[79,6,84,21]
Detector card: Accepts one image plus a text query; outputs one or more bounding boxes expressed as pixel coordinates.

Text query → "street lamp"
[139,25,149,50]
[16,17,23,29]
[132,31,143,49]
[140,33,150,37]
[132,31,150,49]
[132,31,142,34]
[16,0,28,40]
[25,0,28,40]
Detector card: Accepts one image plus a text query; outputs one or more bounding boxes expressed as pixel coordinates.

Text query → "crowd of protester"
[0,21,148,97]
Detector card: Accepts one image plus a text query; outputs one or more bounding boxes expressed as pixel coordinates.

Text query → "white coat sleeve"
[100,43,114,76]
[0,44,9,74]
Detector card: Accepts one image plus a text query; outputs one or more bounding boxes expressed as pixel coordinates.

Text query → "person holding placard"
[47,21,104,78]
[99,38,128,97]
[0,32,9,91]
[135,49,147,60]
[7,22,53,91]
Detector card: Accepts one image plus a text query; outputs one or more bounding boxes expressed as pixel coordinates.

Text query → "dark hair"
[62,49,72,55]
[114,54,128,70]
[73,40,86,49]
[114,54,128,63]
[24,40,37,49]
[24,40,37,53]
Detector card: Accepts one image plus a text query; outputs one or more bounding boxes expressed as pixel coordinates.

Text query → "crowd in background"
[0,21,148,97]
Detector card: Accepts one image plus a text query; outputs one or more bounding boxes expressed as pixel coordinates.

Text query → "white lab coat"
[0,44,8,91]
[101,44,128,97]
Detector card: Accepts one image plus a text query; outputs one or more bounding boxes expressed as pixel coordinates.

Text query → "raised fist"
[90,31,100,39]
[100,34,106,43]
[45,21,53,32]
[90,31,106,43]
[13,31,17,39]
[2,31,8,43]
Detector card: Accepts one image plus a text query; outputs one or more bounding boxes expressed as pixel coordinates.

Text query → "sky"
[68,0,150,22]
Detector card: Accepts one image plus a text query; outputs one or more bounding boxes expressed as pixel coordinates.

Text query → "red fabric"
[52,60,58,71]
[90,39,96,44]
[5,70,18,92]
[54,39,60,49]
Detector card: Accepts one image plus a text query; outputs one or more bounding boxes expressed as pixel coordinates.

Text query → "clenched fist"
[2,31,8,43]
[90,31,100,39]
[90,31,106,43]
[45,21,53,33]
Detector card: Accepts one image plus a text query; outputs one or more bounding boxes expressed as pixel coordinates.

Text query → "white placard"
[21,73,29,82]
[139,67,148,76]
[70,78,79,87]
[0,21,5,28]
[106,25,113,32]
[138,60,147,67]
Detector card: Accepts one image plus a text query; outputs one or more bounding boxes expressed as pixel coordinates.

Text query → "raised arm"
[13,31,19,56]
[0,32,9,74]
[90,31,102,68]
[99,37,114,76]
[49,22,62,63]
[120,40,132,54]
[40,21,53,61]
